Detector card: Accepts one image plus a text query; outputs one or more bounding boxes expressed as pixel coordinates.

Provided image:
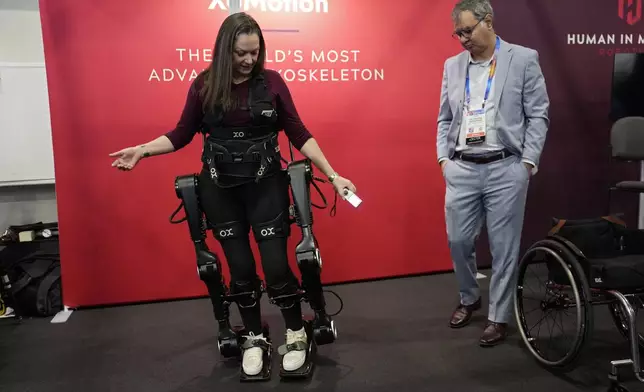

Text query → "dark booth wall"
[476,0,643,268]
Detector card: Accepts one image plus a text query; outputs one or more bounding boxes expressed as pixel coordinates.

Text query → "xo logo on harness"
[233,131,245,138]
[260,227,275,237]
[219,228,234,238]
[206,158,218,179]
[257,164,266,177]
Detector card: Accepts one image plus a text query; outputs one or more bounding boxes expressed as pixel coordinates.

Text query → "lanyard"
[465,36,500,111]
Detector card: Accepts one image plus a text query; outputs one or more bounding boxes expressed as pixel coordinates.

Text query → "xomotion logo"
[208,0,329,13]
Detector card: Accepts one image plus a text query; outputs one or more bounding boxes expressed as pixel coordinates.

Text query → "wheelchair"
[513,215,644,392]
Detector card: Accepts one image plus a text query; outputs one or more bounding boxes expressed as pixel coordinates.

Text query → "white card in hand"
[343,189,362,208]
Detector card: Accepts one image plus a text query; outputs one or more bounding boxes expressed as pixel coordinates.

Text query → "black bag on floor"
[1,241,63,317]
[12,259,62,317]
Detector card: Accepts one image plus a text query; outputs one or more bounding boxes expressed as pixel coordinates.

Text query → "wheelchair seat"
[581,254,644,291]
[546,215,644,293]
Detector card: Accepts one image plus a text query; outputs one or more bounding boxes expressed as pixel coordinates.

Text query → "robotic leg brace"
[172,175,272,382]
[273,159,338,379]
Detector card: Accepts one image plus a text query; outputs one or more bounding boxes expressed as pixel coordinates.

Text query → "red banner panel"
[39,0,460,307]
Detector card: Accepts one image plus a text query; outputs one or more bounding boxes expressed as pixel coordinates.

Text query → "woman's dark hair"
[200,12,266,113]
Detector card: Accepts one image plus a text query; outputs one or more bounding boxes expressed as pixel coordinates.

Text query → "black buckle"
[232,153,244,163]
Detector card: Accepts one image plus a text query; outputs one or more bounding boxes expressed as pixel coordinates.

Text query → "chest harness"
[200,72,283,186]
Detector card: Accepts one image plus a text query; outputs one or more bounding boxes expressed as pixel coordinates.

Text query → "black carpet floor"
[1,271,642,392]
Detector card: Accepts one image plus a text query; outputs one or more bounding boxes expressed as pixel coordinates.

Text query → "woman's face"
[233,33,260,77]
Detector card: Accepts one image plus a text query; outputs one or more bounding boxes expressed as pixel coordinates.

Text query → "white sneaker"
[282,327,308,371]
[241,332,268,376]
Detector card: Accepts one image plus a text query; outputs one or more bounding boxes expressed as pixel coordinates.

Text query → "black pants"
[198,168,303,334]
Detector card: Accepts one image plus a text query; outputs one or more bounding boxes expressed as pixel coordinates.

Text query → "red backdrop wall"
[39,0,461,308]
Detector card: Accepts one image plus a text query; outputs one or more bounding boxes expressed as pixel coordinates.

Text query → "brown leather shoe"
[449,297,481,328]
[479,321,508,347]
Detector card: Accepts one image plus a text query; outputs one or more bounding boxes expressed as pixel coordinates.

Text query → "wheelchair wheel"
[514,238,594,369]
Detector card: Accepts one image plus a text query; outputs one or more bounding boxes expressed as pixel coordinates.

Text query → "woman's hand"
[331,175,357,198]
[109,136,176,171]
[109,146,145,171]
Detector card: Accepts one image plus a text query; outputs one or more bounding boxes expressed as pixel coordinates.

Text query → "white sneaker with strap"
[241,332,269,376]
[280,327,308,371]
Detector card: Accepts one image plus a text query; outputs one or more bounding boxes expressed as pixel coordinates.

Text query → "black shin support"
[232,280,273,382]
[266,282,317,379]
[174,174,272,381]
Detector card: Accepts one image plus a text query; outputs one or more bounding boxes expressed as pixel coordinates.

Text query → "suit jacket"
[436,37,550,171]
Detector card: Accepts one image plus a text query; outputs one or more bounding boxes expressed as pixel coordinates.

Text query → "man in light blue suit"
[437,0,550,346]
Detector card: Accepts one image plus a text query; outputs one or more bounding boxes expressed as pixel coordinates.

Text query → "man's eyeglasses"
[452,18,482,39]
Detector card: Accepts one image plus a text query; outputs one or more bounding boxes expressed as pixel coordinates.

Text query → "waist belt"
[455,148,513,164]
[202,133,281,184]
